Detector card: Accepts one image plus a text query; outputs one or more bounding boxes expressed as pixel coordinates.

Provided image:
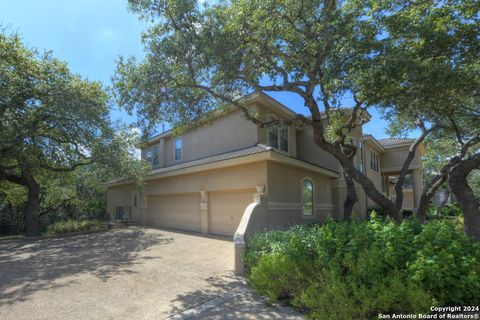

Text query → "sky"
[1,0,395,139]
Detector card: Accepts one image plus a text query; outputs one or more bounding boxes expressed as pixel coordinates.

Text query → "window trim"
[145,145,160,167]
[267,115,289,153]
[300,177,315,218]
[370,149,380,173]
[174,136,183,161]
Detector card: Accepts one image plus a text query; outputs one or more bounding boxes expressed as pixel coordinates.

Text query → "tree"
[375,0,480,238]
[0,31,146,236]
[115,0,479,223]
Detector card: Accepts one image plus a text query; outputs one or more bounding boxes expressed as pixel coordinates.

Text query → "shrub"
[246,217,480,319]
[45,219,105,235]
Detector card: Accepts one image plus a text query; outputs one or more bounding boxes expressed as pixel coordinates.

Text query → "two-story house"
[105,92,424,238]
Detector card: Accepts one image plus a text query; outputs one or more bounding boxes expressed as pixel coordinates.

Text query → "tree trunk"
[448,154,480,241]
[25,176,41,237]
[343,172,358,221]
[308,115,403,222]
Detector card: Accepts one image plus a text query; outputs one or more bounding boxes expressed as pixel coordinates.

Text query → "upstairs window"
[302,179,314,216]
[174,137,182,161]
[145,146,160,167]
[267,117,289,152]
[370,150,379,173]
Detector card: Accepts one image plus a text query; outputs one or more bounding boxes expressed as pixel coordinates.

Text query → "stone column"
[200,190,208,234]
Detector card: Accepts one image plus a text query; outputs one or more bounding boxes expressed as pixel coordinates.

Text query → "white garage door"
[149,194,201,232]
[209,191,254,236]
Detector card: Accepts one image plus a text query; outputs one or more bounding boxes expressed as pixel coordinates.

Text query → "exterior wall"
[381,147,422,172]
[403,190,414,210]
[266,161,334,228]
[162,110,259,167]
[106,183,135,221]
[295,127,339,173]
[143,108,259,169]
[332,179,367,220]
[145,161,267,195]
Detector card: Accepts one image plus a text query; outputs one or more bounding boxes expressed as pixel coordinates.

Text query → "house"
[105,91,424,243]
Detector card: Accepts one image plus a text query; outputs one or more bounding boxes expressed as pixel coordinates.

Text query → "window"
[145,145,160,167]
[133,194,138,208]
[358,139,365,173]
[174,137,182,161]
[268,125,278,149]
[302,179,314,216]
[370,150,379,173]
[267,117,289,152]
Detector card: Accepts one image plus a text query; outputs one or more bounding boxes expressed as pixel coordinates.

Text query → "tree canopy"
[0,31,146,236]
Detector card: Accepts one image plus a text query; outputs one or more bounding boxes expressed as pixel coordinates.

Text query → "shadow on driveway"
[0,229,172,306]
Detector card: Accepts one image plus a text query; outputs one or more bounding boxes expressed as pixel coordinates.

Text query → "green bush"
[45,219,105,235]
[245,216,480,319]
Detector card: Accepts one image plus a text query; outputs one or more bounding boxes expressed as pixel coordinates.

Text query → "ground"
[0,227,302,320]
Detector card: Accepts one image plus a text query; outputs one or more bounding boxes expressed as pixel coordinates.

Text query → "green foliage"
[429,204,463,218]
[246,218,480,319]
[0,30,148,235]
[45,219,106,235]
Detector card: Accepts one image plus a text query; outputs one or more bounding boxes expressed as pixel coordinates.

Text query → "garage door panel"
[209,191,253,236]
[149,194,201,232]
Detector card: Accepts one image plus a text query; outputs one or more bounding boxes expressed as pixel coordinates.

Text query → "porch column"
[412,169,422,212]
[200,190,208,233]
[383,174,390,197]
[159,138,165,167]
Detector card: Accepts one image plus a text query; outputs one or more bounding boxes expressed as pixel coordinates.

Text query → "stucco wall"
[381,147,422,172]
[145,161,267,196]
[295,126,339,173]
[149,110,259,168]
[266,161,334,228]
[107,183,135,221]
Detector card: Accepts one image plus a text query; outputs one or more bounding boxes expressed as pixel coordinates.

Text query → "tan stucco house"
[106,92,424,244]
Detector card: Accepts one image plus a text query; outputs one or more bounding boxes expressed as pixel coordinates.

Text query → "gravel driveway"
[0,227,301,320]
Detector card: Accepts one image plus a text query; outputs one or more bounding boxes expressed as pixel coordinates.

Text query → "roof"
[362,134,386,152]
[150,144,272,174]
[104,144,339,186]
[378,138,416,148]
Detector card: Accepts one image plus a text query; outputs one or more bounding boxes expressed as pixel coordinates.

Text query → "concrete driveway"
[0,227,302,320]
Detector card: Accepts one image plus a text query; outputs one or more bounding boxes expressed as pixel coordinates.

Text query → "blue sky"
[1,0,395,139]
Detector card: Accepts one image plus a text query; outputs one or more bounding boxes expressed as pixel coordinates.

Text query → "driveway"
[0,227,302,320]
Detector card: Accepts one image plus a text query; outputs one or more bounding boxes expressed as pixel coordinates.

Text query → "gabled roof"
[362,134,386,152]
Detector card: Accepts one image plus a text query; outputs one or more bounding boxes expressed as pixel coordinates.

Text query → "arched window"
[302,179,314,216]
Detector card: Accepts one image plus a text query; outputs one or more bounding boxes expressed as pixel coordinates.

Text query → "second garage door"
[149,194,201,232]
[209,191,254,236]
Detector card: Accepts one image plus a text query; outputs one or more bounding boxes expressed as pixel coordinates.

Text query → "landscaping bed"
[245,216,480,319]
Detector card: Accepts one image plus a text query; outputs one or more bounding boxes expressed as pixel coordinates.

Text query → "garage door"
[149,194,201,232]
[209,191,254,236]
